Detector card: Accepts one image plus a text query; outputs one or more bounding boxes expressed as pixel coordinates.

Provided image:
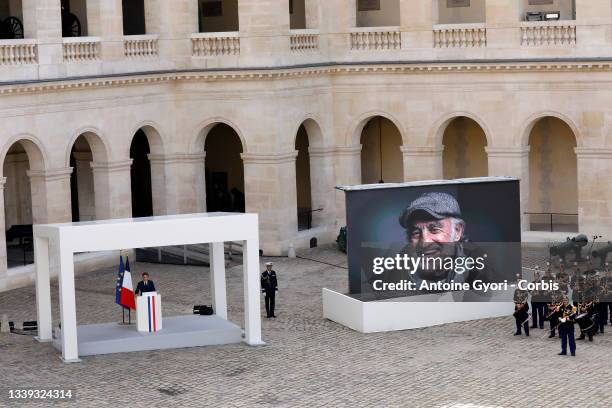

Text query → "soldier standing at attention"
[261,262,278,318]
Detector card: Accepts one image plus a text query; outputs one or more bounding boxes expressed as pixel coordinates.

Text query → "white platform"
[52,315,243,357]
[322,288,514,333]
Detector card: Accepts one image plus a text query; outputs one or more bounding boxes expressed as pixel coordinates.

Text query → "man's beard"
[409,242,458,281]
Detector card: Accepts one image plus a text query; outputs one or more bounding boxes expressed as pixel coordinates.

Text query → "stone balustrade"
[191,32,241,57]
[350,27,401,51]
[290,29,319,53]
[63,37,101,62]
[124,35,159,58]
[0,40,38,65]
[520,21,577,47]
[433,24,487,48]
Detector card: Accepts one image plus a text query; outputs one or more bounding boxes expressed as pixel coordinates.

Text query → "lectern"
[136,292,163,333]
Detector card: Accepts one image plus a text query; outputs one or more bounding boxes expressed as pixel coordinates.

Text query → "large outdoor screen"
[341,177,522,301]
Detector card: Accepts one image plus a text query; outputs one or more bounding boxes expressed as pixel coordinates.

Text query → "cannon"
[0,16,24,40]
[592,241,612,268]
[61,7,81,37]
[550,234,588,264]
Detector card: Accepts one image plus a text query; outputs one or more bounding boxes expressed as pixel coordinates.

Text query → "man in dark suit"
[135,272,156,295]
[261,262,278,318]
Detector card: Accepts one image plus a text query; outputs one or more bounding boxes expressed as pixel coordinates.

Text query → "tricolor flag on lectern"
[115,256,136,310]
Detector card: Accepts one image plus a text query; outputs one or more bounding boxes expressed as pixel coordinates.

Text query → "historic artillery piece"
[0,16,23,39]
[549,234,589,265]
[592,241,612,268]
[61,6,82,37]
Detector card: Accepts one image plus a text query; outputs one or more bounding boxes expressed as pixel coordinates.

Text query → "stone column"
[238,0,290,66]
[27,168,73,224]
[485,0,522,48]
[575,0,612,49]
[333,146,362,227]
[318,0,353,58]
[241,151,298,256]
[401,146,444,182]
[144,0,198,67]
[400,0,436,49]
[22,0,63,78]
[0,177,7,289]
[148,153,206,215]
[308,147,338,230]
[85,0,124,60]
[575,148,612,238]
[90,160,133,219]
[72,152,95,221]
[486,147,530,232]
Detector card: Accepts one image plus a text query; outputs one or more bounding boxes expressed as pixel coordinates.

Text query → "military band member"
[513,278,530,336]
[530,270,546,329]
[577,301,596,342]
[260,262,278,318]
[558,297,577,356]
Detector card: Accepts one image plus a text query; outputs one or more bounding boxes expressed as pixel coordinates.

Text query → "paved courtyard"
[0,245,610,408]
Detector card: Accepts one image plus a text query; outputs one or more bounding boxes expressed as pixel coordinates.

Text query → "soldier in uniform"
[260,262,278,318]
[558,296,577,356]
[513,275,530,336]
[530,269,546,329]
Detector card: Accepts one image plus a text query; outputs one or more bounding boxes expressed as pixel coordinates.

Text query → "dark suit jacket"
[135,280,156,295]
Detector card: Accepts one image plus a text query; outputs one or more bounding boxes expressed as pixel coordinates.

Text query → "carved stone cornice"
[3,59,612,95]
[333,145,362,156]
[148,153,206,165]
[90,160,133,173]
[26,167,73,181]
[485,146,530,158]
[308,146,338,158]
[241,151,298,164]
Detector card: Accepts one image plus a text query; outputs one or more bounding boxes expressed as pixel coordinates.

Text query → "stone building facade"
[1,0,612,291]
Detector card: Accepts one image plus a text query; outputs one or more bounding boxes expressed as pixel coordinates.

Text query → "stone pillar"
[85,0,124,60]
[148,153,206,215]
[486,147,530,232]
[308,147,338,230]
[304,0,319,29]
[576,0,612,48]
[485,0,522,48]
[238,0,290,65]
[144,0,198,67]
[90,160,133,219]
[401,146,444,182]
[333,146,362,227]
[400,0,436,49]
[72,152,95,221]
[22,0,63,78]
[575,148,612,238]
[242,151,298,256]
[27,168,73,224]
[0,177,7,288]
[311,0,353,58]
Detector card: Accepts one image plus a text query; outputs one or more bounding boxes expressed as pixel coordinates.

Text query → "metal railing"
[525,212,578,232]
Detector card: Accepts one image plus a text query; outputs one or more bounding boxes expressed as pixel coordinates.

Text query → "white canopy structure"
[33,213,263,362]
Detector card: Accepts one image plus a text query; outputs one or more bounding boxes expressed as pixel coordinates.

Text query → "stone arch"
[430,111,493,147]
[64,127,111,167]
[190,117,248,154]
[440,116,489,179]
[347,110,406,147]
[129,121,166,156]
[526,115,579,232]
[292,116,325,149]
[0,134,48,175]
[519,111,582,147]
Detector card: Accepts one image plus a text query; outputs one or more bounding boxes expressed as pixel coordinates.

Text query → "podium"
[136,292,163,333]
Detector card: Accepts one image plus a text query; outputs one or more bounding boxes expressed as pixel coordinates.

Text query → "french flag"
[119,257,136,310]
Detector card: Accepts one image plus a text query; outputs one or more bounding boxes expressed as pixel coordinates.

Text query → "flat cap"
[399,192,461,229]
[265,262,273,266]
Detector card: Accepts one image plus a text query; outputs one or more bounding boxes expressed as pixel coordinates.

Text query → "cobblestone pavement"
[0,245,611,408]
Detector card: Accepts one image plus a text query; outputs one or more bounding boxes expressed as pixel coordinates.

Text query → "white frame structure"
[33,213,263,362]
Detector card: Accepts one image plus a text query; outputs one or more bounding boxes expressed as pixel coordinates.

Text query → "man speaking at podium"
[135,272,156,295]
